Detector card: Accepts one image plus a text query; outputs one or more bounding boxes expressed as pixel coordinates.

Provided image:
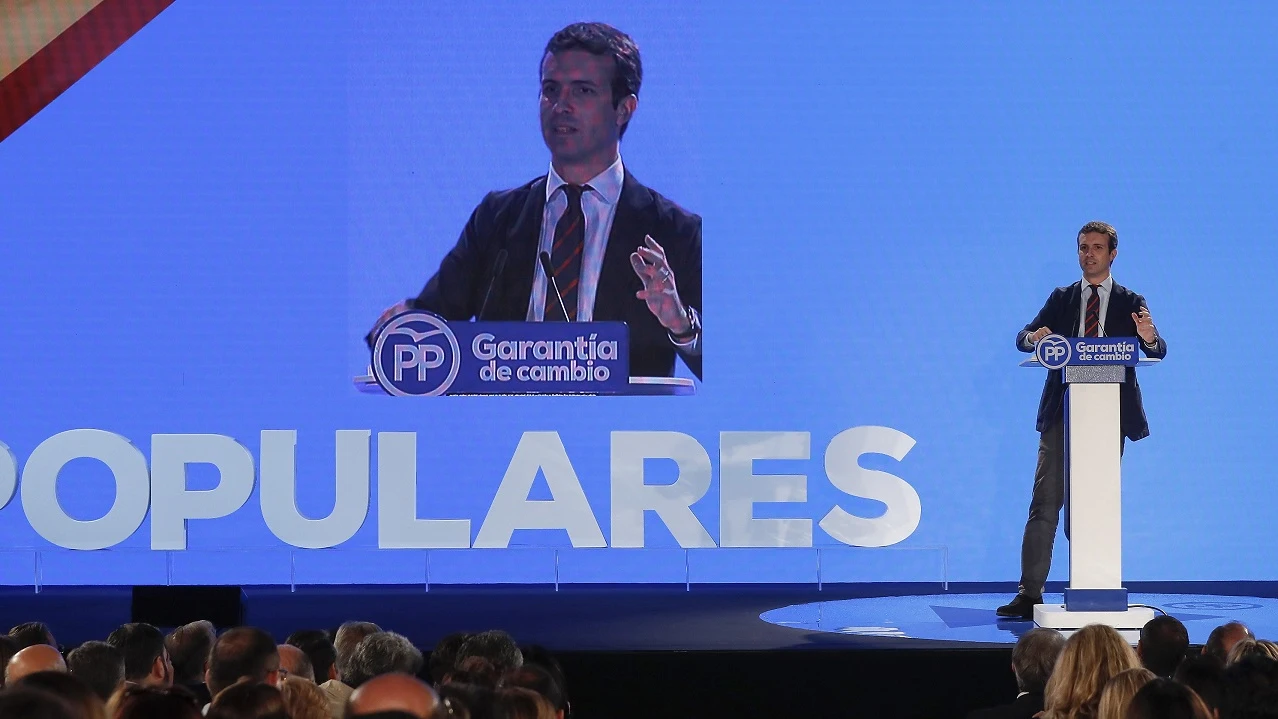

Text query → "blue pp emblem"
[372,311,461,396]
[1035,334,1072,370]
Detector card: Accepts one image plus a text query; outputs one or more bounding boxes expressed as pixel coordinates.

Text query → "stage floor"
[3,581,1276,651]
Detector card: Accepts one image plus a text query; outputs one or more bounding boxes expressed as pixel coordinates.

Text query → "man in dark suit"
[967,628,1065,719]
[997,221,1168,619]
[369,22,701,380]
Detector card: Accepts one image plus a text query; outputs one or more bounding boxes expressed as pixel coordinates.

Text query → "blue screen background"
[2,1,1275,586]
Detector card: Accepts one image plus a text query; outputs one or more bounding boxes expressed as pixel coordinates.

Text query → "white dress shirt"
[526,156,625,322]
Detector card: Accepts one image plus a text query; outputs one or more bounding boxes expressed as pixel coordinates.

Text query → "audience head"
[105,623,172,688]
[505,664,567,718]
[206,627,280,698]
[16,670,106,719]
[1227,638,1278,667]
[1221,654,1278,719]
[1174,655,1225,716]
[1096,667,1155,719]
[65,641,125,702]
[6,643,68,685]
[1011,628,1067,694]
[429,632,471,685]
[0,634,20,687]
[1137,615,1190,678]
[277,644,314,682]
[449,657,501,689]
[455,631,523,676]
[10,621,57,649]
[166,620,217,688]
[1204,621,1254,663]
[278,675,329,719]
[206,680,287,719]
[285,630,336,683]
[333,621,382,684]
[0,685,79,719]
[344,632,424,689]
[346,672,439,718]
[438,684,494,719]
[1125,677,1212,719]
[497,686,556,719]
[1042,623,1140,719]
[106,684,202,719]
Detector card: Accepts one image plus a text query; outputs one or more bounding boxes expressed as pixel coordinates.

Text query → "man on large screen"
[368,22,702,380]
[996,221,1168,620]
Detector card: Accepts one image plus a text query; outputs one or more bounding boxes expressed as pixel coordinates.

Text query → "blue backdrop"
[2,1,1275,586]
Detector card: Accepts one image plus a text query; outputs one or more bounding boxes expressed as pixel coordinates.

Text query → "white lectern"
[1021,336,1160,631]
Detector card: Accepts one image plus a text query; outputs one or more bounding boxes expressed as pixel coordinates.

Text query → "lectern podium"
[1021,335,1160,631]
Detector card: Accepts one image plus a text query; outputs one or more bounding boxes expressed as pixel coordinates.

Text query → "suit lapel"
[1064,281,1083,337]
[595,170,653,320]
[1105,281,1127,336]
[502,177,548,318]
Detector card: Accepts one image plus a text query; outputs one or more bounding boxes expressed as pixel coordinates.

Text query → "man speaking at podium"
[368,22,702,380]
[996,221,1168,619]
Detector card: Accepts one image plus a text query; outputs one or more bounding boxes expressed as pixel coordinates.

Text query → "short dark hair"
[167,621,217,686]
[343,632,423,689]
[455,631,522,676]
[543,22,642,138]
[1011,627,1066,694]
[504,664,566,711]
[16,671,104,719]
[207,627,279,697]
[106,623,167,683]
[1175,655,1225,713]
[429,632,471,685]
[286,630,335,682]
[0,686,79,719]
[1078,221,1118,252]
[1126,677,1213,719]
[1139,615,1190,678]
[1222,654,1278,719]
[207,680,287,719]
[66,640,125,701]
[9,621,56,649]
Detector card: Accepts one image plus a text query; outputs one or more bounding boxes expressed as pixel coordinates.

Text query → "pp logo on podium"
[372,311,461,396]
[1035,334,1072,370]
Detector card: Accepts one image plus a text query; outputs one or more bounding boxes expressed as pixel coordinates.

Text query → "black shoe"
[995,594,1042,620]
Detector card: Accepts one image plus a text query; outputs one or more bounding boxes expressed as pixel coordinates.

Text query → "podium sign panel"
[371,311,629,395]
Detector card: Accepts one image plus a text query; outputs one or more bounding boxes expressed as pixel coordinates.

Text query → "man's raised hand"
[629,234,692,335]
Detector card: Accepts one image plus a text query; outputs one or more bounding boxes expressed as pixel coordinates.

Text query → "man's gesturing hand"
[630,234,693,335]
[1028,327,1053,344]
[1132,307,1157,343]
[370,300,412,340]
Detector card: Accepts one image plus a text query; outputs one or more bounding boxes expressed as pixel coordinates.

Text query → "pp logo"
[1035,334,1072,370]
[371,311,460,396]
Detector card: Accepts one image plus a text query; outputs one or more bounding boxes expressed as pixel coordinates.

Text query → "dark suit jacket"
[1016,280,1168,441]
[966,691,1043,719]
[410,170,702,379]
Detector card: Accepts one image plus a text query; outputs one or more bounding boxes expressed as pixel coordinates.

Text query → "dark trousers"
[1017,419,1124,597]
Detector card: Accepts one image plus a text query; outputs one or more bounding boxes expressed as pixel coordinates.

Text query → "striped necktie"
[1085,284,1101,337]
[546,184,587,321]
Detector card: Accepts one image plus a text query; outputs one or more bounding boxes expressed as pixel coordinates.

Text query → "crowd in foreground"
[0,614,1276,718]
[966,617,1278,719]
[0,620,565,719]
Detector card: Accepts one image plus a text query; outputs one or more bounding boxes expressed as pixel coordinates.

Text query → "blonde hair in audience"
[1226,638,1278,666]
[1042,624,1141,719]
[1096,667,1155,719]
[280,675,329,719]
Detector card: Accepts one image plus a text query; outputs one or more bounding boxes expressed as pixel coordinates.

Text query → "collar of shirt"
[545,155,625,205]
[1081,274,1114,295]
